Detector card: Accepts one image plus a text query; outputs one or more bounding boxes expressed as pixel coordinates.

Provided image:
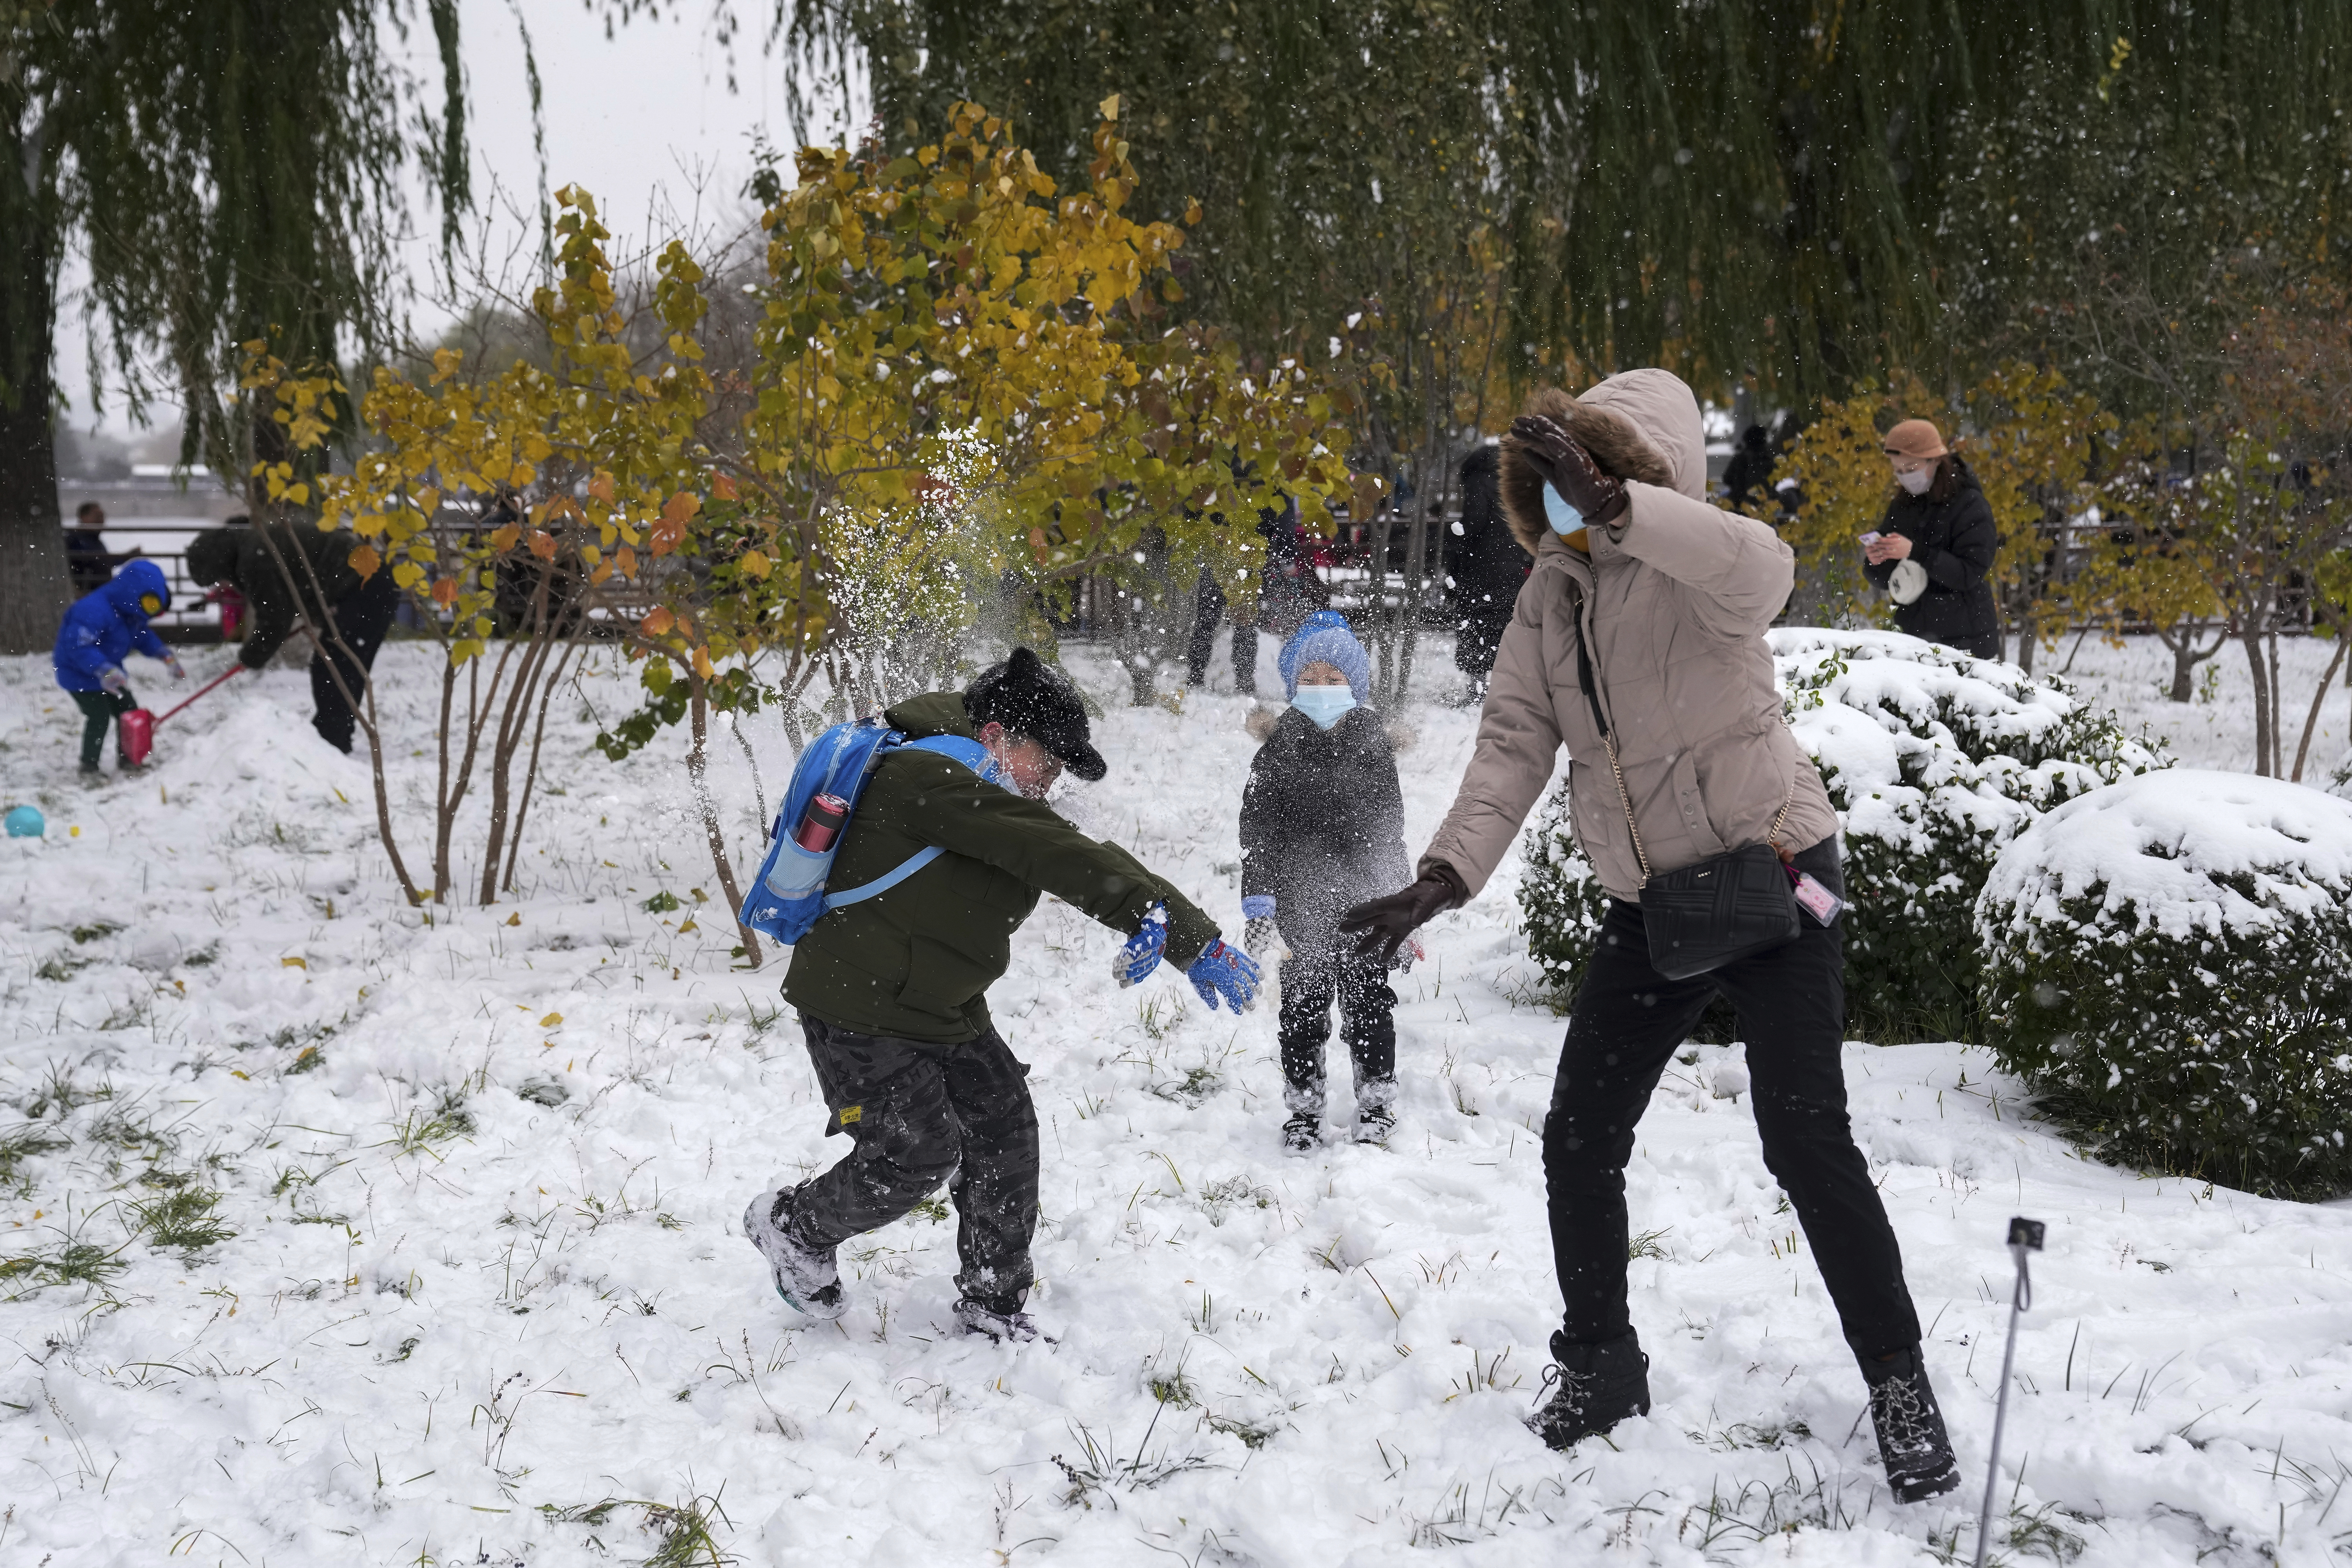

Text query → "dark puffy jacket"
[1445,445,1529,624]
[1240,705,1411,956]
[53,559,171,692]
[1864,458,1999,651]
[782,692,1219,1045]
[185,522,363,669]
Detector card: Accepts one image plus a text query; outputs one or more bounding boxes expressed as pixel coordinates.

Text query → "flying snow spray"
[4,805,44,839]
[1972,1216,2046,1568]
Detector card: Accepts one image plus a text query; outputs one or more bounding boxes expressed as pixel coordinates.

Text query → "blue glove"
[1186,938,1263,1013]
[1113,905,1168,988]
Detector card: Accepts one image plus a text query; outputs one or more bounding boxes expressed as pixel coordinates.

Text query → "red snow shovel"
[120,666,243,766]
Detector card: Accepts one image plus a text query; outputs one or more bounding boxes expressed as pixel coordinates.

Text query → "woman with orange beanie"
[1862,419,2000,659]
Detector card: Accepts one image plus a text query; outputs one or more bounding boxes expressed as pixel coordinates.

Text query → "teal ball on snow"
[4,805,44,839]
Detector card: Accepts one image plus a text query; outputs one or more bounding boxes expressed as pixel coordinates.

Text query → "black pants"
[792,1014,1042,1312]
[310,571,397,753]
[1453,613,1511,686]
[1544,838,1922,1361]
[71,688,136,769]
[1185,567,1258,691]
[1278,944,1397,1115]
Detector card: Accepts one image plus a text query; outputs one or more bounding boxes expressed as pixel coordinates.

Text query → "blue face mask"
[1543,481,1586,541]
[1291,684,1357,729]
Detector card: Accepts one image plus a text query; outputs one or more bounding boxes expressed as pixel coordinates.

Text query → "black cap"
[964,647,1107,782]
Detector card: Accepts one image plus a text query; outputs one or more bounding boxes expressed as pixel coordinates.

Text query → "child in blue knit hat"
[1239,612,1414,1150]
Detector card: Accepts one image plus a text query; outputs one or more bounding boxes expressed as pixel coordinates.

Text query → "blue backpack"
[738,719,1004,945]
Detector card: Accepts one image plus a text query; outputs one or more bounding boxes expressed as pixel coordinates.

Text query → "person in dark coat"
[1720,425,1775,515]
[1239,612,1412,1151]
[64,502,141,596]
[1863,420,2000,659]
[185,521,399,753]
[750,648,1261,1343]
[1444,445,1528,697]
[1184,500,1330,693]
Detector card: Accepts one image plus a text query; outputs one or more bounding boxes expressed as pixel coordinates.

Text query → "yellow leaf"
[677,917,699,934]
[539,1012,563,1027]
[692,644,715,680]
[349,545,382,579]
[739,549,772,579]
[505,912,521,926]
[1100,93,1120,121]
[392,561,426,590]
[510,461,537,487]
[281,956,307,970]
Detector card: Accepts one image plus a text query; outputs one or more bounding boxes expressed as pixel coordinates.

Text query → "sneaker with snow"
[742,1187,844,1321]
[1355,1102,1396,1144]
[951,1298,1041,1343]
[1864,1347,1961,1503]
[1281,1112,1320,1155]
[77,767,104,789]
[1524,1330,1651,1451]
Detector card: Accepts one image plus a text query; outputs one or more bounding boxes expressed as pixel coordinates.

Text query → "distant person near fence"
[64,501,142,597]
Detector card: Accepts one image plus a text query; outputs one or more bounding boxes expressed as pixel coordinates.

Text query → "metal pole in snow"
[1973,1216,2046,1568]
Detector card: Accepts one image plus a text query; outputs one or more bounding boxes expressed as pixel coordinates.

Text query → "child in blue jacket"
[53,558,183,782]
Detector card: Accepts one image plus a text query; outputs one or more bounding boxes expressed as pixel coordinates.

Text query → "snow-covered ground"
[3,632,2350,1566]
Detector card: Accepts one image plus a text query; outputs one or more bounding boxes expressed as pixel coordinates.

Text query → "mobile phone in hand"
[1858,531,1883,546]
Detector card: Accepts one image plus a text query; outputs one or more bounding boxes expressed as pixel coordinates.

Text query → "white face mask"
[1542,481,1586,537]
[1896,465,1935,496]
[1290,684,1357,729]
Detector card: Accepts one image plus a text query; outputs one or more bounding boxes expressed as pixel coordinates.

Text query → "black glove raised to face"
[1508,414,1630,529]
[1339,866,1466,965]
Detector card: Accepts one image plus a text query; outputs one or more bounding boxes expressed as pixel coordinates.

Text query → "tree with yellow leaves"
[248,100,1372,945]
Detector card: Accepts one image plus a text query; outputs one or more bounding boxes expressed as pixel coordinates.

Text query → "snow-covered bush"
[1978,771,2352,1198]
[1519,630,2167,1041]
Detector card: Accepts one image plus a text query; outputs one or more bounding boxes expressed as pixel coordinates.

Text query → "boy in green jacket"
[748,648,1261,1341]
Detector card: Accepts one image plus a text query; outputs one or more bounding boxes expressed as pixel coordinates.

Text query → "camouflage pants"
[791,1014,1041,1312]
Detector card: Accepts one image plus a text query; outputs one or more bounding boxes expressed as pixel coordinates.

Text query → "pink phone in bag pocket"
[1786,864,1844,926]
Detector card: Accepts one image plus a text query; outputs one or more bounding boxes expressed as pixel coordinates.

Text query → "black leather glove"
[1509,415,1629,528]
[1339,866,1466,965]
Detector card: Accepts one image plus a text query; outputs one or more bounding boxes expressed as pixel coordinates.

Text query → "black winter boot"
[1281,1112,1320,1154]
[1524,1330,1650,1450]
[1864,1347,1960,1502]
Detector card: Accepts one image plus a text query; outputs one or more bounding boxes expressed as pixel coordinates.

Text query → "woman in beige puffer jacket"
[1341,369,1958,1503]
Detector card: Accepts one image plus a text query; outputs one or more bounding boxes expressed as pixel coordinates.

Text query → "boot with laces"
[1864,1346,1961,1503]
[1524,1330,1650,1450]
[742,1186,845,1321]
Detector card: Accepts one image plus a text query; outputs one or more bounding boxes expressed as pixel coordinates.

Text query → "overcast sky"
[58,0,867,443]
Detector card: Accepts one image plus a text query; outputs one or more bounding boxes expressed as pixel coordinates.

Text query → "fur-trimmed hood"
[1498,368,1708,557]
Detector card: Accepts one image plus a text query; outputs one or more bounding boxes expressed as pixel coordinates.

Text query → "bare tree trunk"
[2238,617,2274,776]
[477,561,570,905]
[2265,628,2285,777]
[688,674,761,966]
[2157,619,2226,702]
[2290,632,2348,784]
[499,636,579,895]
[0,143,69,657]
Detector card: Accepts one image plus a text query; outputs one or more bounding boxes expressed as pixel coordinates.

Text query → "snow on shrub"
[1977,770,2352,1199]
[1519,630,2167,1041]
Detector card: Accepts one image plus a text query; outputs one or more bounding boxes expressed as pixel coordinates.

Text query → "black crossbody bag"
[1570,589,1800,981]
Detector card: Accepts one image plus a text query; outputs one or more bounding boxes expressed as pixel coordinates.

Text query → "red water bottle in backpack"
[793,793,849,853]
